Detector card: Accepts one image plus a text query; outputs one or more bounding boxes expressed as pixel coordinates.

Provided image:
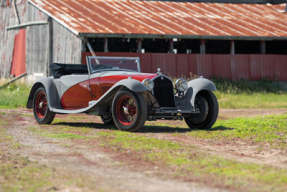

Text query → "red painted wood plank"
[11,29,26,77]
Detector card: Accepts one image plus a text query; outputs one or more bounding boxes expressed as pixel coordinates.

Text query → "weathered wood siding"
[25,3,82,77]
[0,2,26,78]
[24,2,49,77]
[52,20,82,65]
[0,1,82,78]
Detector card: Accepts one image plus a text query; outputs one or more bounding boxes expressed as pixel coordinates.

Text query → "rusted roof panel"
[268,3,286,12]
[28,0,287,39]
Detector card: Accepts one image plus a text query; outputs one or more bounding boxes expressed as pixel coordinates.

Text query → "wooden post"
[137,38,142,53]
[260,40,266,54]
[12,0,20,24]
[104,38,108,52]
[230,40,235,55]
[81,39,86,52]
[47,16,53,77]
[169,39,174,53]
[200,39,206,54]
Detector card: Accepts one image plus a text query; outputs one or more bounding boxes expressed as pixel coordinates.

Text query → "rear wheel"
[33,87,55,124]
[112,89,147,132]
[184,91,218,130]
[100,113,114,125]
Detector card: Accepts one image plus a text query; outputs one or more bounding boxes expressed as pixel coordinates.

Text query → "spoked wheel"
[184,91,218,130]
[33,87,55,124]
[112,89,147,132]
[100,113,114,125]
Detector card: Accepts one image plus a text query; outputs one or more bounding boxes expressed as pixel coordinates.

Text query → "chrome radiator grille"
[153,76,175,108]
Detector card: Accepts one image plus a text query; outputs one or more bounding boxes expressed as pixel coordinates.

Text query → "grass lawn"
[215,92,287,109]
[0,83,30,109]
[26,113,287,192]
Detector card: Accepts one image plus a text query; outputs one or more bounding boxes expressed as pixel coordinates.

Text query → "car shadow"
[52,122,118,130]
[53,122,233,133]
[142,125,233,133]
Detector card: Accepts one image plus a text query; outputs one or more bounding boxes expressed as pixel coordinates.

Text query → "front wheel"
[33,87,55,124]
[184,91,218,130]
[112,89,147,132]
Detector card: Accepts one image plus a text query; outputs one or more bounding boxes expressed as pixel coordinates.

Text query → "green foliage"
[0,83,30,109]
[211,77,283,94]
[211,77,287,108]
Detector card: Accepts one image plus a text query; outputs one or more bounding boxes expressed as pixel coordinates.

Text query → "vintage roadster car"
[27,56,218,132]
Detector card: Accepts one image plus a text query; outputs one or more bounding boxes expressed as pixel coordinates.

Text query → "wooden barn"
[1,0,287,82]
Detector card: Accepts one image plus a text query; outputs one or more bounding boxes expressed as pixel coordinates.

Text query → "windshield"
[87,56,140,74]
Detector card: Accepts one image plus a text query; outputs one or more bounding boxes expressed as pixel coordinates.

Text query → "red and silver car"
[27,56,218,132]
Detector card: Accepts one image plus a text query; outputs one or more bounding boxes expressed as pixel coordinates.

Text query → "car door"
[60,75,93,109]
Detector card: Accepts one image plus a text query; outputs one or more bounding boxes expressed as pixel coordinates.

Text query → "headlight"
[175,78,188,92]
[142,78,154,90]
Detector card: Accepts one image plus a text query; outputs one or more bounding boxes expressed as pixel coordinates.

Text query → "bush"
[211,77,283,94]
[0,83,31,109]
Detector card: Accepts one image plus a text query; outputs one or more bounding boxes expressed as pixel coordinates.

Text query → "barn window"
[205,40,230,54]
[108,38,137,52]
[234,40,260,54]
[142,39,169,53]
[266,40,287,55]
[173,39,200,54]
[85,38,105,52]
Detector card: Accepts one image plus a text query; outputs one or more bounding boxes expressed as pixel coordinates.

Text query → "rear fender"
[28,78,148,113]
[175,77,216,111]
[26,77,61,109]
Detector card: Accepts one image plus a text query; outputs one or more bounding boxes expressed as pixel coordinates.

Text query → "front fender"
[26,77,61,109]
[175,77,216,111]
[115,79,149,92]
[94,79,149,106]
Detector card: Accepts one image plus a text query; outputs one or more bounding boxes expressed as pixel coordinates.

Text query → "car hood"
[99,71,158,82]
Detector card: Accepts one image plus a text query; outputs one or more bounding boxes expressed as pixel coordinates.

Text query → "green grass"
[187,115,287,148]
[0,154,53,192]
[0,123,52,191]
[145,115,287,149]
[29,125,90,139]
[27,115,287,191]
[98,131,287,191]
[211,78,287,108]
[0,83,30,109]
[215,92,287,109]
[0,119,9,127]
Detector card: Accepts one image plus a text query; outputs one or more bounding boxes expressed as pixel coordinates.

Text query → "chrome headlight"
[175,78,188,92]
[142,78,154,91]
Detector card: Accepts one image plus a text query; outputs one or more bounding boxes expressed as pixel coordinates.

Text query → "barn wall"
[25,2,49,78]
[52,20,82,65]
[0,1,82,80]
[0,1,26,78]
[25,3,82,80]
[82,52,287,81]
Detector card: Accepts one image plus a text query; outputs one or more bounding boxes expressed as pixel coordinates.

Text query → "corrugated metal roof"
[28,0,287,40]
[268,3,286,12]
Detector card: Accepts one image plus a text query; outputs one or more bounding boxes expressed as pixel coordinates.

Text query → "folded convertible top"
[49,63,88,78]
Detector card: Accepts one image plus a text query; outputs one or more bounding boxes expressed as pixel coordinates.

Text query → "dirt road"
[1,108,287,191]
